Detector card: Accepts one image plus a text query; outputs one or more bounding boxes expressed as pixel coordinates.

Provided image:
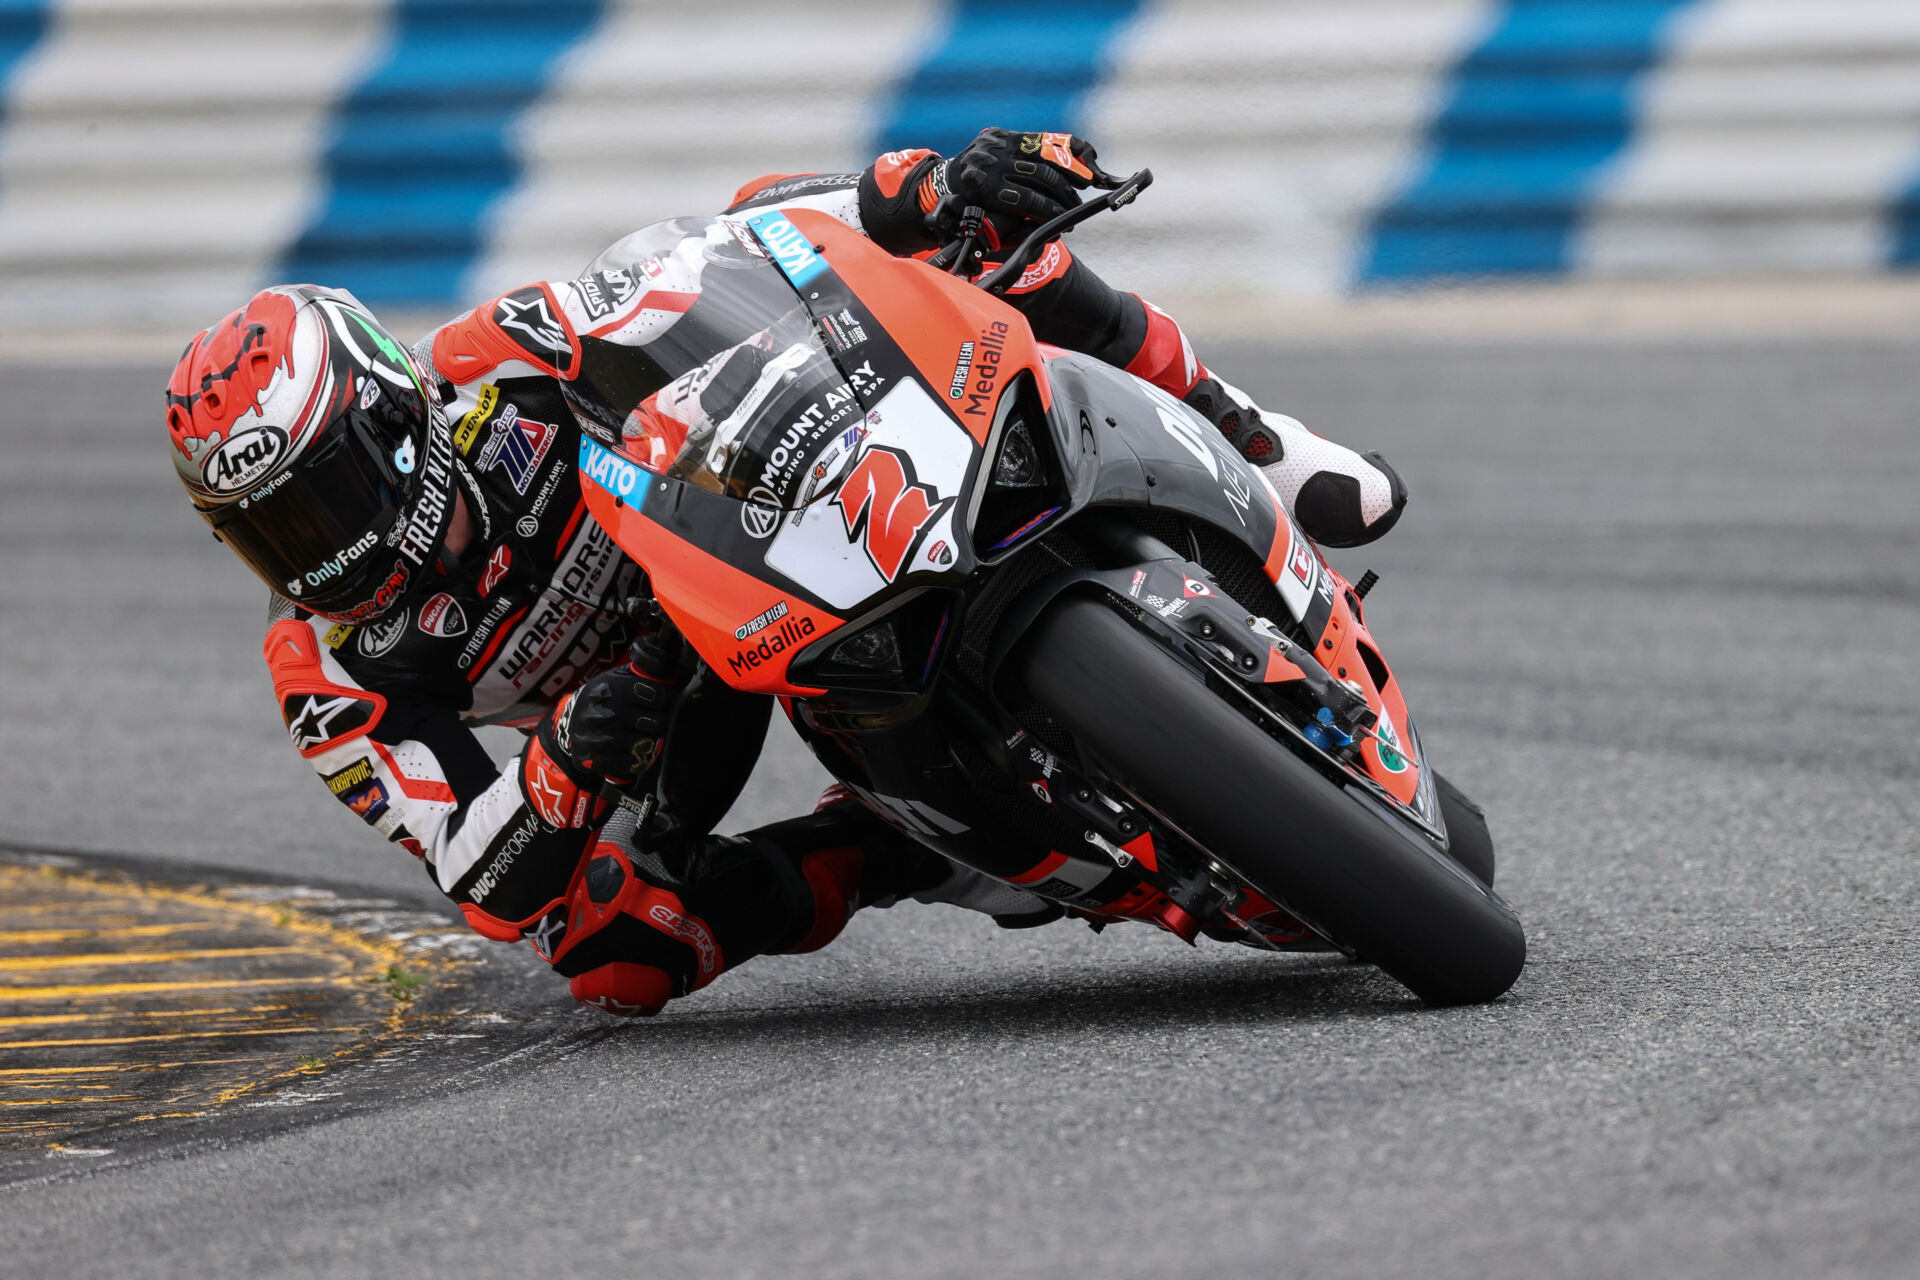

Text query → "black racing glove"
[930,128,1102,245]
[539,646,684,788]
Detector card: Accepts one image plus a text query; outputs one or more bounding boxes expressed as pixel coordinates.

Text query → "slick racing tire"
[1434,772,1495,888]
[1016,595,1525,1007]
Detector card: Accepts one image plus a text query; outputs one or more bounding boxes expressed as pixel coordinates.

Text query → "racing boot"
[1121,299,1406,549]
[1184,374,1406,548]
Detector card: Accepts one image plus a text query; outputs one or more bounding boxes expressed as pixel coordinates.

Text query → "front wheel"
[1016,595,1525,1006]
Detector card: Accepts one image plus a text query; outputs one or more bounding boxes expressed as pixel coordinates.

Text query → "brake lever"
[927,205,990,276]
[1085,156,1126,191]
[975,168,1153,296]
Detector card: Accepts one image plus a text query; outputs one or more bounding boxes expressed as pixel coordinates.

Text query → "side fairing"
[1042,352,1338,644]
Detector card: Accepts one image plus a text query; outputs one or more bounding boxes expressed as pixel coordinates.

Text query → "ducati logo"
[832,446,953,581]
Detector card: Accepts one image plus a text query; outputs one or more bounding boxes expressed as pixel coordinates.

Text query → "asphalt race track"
[1,338,1914,1278]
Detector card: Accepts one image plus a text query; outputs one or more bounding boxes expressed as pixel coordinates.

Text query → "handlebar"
[934,167,1154,297]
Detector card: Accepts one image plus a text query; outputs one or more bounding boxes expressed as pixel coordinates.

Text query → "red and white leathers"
[262,146,1404,1017]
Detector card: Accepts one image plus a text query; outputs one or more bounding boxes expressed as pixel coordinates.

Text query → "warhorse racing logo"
[831,446,953,582]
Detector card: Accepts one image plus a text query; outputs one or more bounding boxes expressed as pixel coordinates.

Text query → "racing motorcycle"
[567,173,1525,1006]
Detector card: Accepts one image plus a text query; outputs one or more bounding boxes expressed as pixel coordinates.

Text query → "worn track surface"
[0,342,1913,1278]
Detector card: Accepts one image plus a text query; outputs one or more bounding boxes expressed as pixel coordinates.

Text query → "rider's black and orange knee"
[541,841,727,1013]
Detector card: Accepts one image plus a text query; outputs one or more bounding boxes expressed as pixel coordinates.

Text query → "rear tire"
[1016,595,1525,1006]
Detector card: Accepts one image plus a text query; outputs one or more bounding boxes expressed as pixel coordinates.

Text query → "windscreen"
[562,217,871,511]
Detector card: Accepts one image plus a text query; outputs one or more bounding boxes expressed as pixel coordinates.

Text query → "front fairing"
[576,211,1050,695]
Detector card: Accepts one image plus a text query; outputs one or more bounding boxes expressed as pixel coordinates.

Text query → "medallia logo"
[746,211,826,288]
[577,437,651,505]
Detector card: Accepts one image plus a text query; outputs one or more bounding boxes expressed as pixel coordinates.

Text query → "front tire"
[1016,595,1525,1006]
[1435,772,1495,888]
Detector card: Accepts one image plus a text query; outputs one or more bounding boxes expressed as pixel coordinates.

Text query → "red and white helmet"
[166,285,459,623]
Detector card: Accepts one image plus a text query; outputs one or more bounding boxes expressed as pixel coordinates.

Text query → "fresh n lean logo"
[746,211,826,287]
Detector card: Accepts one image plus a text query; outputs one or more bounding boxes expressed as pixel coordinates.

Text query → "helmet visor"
[204,406,420,618]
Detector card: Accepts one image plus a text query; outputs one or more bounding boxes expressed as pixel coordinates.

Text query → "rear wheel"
[1016,595,1525,1006]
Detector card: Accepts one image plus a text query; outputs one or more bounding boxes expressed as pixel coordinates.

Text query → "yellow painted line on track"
[0,1005,301,1029]
[0,947,310,973]
[0,922,229,944]
[3,975,351,1002]
[0,1027,323,1050]
[0,858,475,1157]
[0,1060,270,1077]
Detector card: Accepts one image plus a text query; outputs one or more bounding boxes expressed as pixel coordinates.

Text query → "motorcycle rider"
[166,130,1407,1018]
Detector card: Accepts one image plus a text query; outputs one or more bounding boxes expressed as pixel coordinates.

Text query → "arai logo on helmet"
[358,608,410,658]
[201,427,288,496]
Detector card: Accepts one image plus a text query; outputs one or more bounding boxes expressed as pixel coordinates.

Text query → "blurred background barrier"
[2,0,1920,330]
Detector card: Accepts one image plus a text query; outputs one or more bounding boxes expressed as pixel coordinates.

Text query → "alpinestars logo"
[492,287,576,376]
[526,909,566,962]
[480,544,512,596]
[283,693,376,752]
[831,446,952,582]
[647,902,720,977]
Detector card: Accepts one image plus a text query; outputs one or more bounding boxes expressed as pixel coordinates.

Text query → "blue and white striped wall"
[2,0,1920,328]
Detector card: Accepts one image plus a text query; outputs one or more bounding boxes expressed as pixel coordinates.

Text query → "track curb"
[0,845,589,1188]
